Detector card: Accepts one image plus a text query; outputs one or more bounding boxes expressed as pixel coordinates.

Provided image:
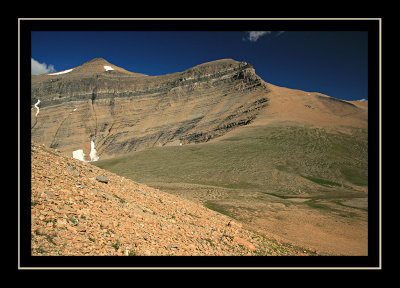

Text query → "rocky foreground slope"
[31,141,319,256]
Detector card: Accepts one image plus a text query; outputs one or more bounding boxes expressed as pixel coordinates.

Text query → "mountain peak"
[32,58,147,79]
[82,57,112,65]
[78,58,119,73]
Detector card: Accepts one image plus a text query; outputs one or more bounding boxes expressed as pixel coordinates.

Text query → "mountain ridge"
[31,58,270,159]
[31,57,367,161]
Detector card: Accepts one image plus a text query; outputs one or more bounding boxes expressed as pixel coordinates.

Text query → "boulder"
[96,176,109,184]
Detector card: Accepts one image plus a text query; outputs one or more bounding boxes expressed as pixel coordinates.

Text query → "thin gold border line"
[19,17,382,270]
[18,18,382,21]
[379,17,382,270]
[18,17,21,270]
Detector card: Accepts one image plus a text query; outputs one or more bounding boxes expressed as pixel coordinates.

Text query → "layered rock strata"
[31,58,270,159]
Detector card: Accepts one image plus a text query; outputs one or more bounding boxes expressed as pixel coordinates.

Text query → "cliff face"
[31,58,270,159]
[31,57,368,161]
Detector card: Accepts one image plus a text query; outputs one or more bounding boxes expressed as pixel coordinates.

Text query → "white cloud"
[244,31,271,42]
[243,31,286,42]
[31,58,56,75]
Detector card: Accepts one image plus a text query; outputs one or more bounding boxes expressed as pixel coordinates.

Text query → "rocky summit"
[31,141,319,256]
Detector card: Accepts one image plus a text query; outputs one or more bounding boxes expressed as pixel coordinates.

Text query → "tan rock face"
[31,58,367,160]
[31,58,271,159]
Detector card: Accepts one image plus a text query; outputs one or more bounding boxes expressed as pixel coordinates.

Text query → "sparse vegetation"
[301,175,342,187]
[306,199,327,210]
[94,125,368,255]
[112,194,126,203]
[127,249,138,256]
[341,167,368,186]
[111,240,120,251]
[95,125,367,200]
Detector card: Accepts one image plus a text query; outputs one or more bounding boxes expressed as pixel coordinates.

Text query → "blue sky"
[31,30,368,101]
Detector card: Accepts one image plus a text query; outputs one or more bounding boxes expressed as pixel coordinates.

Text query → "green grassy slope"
[94,124,368,206]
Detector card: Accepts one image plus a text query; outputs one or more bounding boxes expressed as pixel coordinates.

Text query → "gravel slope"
[30,141,319,256]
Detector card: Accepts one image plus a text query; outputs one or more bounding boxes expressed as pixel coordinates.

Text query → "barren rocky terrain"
[31,141,320,256]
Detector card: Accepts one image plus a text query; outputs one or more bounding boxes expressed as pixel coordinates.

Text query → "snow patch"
[357,99,368,102]
[72,149,86,162]
[48,68,73,75]
[72,139,100,162]
[104,65,114,71]
[89,140,99,162]
[34,99,40,117]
